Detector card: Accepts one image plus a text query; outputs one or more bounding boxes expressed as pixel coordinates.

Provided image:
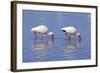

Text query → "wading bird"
[61,26,81,41]
[31,25,54,40]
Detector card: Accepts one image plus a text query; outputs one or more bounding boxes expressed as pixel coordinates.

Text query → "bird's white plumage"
[61,26,77,34]
[31,25,48,34]
[48,32,54,36]
[61,26,81,41]
[76,32,80,36]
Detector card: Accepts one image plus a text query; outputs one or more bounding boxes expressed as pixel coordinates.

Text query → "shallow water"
[23,38,90,62]
[22,10,91,63]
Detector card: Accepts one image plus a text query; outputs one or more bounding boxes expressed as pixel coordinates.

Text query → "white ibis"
[61,26,81,41]
[31,25,54,39]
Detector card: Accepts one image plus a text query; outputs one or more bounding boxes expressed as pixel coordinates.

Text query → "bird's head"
[62,30,66,32]
[48,32,54,39]
[76,32,81,36]
[61,28,66,33]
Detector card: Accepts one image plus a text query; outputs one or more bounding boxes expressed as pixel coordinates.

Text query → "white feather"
[61,26,77,34]
[48,32,54,36]
[31,25,48,34]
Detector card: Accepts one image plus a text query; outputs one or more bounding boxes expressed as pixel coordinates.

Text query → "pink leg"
[64,32,69,39]
[34,32,37,38]
[64,32,71,41]
[68,35,71,41]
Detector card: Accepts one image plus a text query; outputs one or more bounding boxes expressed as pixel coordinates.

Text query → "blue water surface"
[22,10,91,62]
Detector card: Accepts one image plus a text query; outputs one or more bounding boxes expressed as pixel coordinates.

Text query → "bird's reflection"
[63,40,81,60]
[32,39,54,50]
[32,39,54,61]
[64,40,81,49]
[32,39,48,50]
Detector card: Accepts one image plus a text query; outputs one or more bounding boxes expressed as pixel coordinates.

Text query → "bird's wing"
[31,25,48,34]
